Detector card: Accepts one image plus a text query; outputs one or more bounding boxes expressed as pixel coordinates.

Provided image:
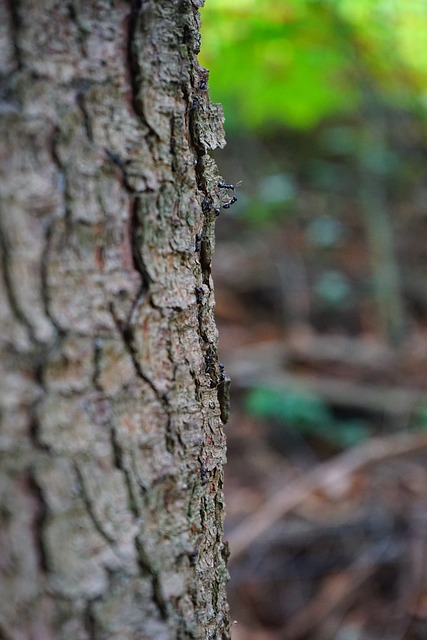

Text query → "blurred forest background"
[199,1,427,639]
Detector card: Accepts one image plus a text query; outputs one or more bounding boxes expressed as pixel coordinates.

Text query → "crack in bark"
[164,414,175,455]
[135,536,169,622]
[40,218,63,336]
[110,427,141,518]
[0,214,37,343]
[109,301,162,401]
[84,601,97,640]
[127,0,143,117]
[91,335,103,391]
[127,0,159,144]
[50,128,73,238]
[76,91,94,143]
[27,472,49,574]
[129,196,153,289]
[66,1,89,61]
[5,0,23,70]
[74,464,117,547]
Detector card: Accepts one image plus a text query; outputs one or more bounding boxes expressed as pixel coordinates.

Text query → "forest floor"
[213,174,427,640]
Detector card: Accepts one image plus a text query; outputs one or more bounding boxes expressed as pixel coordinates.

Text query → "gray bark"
[0,1,229,638]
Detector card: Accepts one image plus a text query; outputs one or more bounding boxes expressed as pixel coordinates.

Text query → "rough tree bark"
[0,1,230,638]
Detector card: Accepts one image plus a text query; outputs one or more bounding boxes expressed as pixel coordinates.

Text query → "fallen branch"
[279,545,382,640]
[227,432,427,565]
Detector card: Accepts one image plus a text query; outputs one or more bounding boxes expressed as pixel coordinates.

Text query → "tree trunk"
[0,1,230,638]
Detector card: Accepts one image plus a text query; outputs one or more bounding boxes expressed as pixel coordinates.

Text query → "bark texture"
[0,1,229,638]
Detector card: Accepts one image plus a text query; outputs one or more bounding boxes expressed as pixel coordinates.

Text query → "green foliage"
[413,401,427,429]
[244,172,297,225]
[200,0,427,132]
[246,386,371,448]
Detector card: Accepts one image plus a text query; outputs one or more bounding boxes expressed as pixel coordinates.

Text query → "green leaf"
[246,386,333,430]
[200,0,427,132]
[246,386,371,447]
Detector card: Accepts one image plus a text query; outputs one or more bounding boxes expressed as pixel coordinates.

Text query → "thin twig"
[227,433,427,564]
[279,544,384,640]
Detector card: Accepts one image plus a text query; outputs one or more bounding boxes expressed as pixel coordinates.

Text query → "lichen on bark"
[0,1,230,638]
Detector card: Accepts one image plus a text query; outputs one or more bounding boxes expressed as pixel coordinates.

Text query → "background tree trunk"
[0,1,229,638]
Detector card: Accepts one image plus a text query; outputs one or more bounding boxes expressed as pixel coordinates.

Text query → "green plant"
[247,386,371,448]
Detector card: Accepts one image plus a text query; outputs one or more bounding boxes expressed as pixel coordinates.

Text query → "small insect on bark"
[223,195,237,209]
[200,465,208,486]
[205,354,213,373]
[218,180,242,209]
[201,197,211,213]
[195,286,203,304]
[188,548,199,566]
[195,233,201,252]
